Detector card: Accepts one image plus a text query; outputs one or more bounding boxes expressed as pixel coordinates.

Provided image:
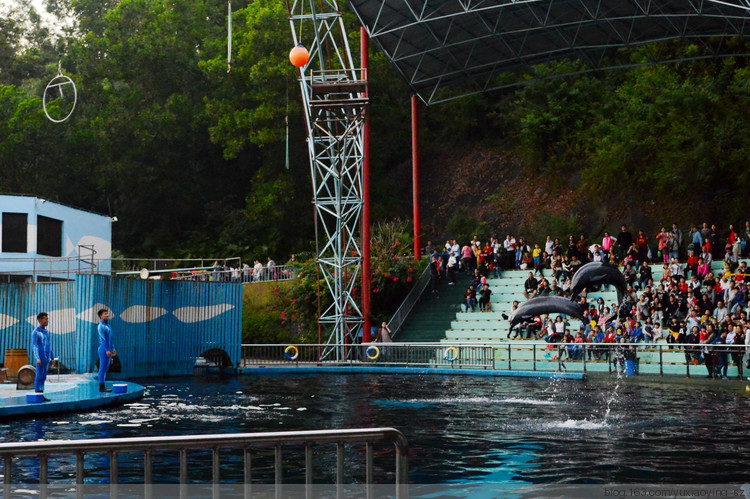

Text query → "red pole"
[412,95,421,261]
[361,27,372,344]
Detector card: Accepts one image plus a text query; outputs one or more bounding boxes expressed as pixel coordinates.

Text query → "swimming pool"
[2,372,749,490]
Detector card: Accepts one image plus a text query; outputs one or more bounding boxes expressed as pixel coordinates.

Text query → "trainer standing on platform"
[97,309,116,393]
[32,312,55,401]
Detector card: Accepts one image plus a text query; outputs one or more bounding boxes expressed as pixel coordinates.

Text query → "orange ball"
[289,44,309,68]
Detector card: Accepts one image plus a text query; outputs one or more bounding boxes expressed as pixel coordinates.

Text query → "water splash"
[374,397,557,407]
[602,362,624,423]
[79,420,111,426]
[544,372,565,402]
[544,419,610,430]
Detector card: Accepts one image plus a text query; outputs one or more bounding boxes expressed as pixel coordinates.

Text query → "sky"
[0,0,74,41]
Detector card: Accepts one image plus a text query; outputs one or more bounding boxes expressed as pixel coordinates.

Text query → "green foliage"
[6,1,750,270]
[242,221,425,343]
[445,210,491,245]
[201,0,296,158]
[0,0,313,261]
[578,60,749,217]
[242,306,292,344]
[507,61,604,171]
[368,219,426,323]
[277,257,326,342]
[528,211,584,245]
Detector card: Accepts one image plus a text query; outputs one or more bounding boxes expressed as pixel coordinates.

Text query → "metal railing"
[0,256,242,283]
[0,428,408,497]
[241,343,494,369]
[240,341,750,377]
[388,264,431,338]
[170,265,296,284]
[0,257,297,284]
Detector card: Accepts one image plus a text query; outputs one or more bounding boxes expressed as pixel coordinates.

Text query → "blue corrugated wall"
[0,282,77,369]
[75,275,242,377]
[0,276,241,378]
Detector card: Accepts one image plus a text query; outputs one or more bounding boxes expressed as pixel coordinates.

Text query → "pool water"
[2,373,750,488]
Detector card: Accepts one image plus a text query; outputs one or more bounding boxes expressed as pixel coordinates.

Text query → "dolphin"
[568,262,627,304]
[509,295,584,329]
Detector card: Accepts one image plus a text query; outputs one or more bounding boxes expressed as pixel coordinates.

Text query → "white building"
[0,195,112,282]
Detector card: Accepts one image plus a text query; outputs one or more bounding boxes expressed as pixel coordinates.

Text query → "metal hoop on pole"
[43,61,77,123]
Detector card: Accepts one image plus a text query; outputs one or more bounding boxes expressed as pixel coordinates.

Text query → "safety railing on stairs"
[387,264,431,338]
[0,428,408,498]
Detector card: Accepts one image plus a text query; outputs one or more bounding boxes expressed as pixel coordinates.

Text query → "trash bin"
[624,359,636,376]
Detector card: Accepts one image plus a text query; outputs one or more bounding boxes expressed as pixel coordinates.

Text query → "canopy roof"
[348,0,750,104]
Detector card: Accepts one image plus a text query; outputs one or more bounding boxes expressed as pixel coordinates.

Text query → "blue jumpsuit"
[32,326,54,393]
[97,321,115,384]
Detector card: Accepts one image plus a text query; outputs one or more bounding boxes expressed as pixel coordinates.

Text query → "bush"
[243,220,426,344]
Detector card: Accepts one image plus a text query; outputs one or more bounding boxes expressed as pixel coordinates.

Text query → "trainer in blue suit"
[31,312,54,401]
[97,309,116,393]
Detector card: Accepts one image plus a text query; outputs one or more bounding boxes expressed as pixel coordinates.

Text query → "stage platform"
[0,376,144,419]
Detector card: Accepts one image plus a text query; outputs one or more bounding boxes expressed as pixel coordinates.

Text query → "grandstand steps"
[393,259,749,344]
[394,273,468,342]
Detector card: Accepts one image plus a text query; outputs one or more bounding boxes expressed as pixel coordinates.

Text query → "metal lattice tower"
[287,0,368,358]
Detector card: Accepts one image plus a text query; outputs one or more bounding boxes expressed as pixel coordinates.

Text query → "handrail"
[388,263,431,338]
[0,256,243,283]
[0,428,408,492]
[170,264,296,284]
[241,341,750,348]
[240,341,750,376]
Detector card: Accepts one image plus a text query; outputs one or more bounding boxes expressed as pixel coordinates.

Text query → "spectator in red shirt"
[636,230,649,263]
[686,251,699,278]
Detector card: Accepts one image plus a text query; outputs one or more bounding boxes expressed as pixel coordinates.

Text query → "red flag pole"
[361,27,372,343]
[412,95,421,261]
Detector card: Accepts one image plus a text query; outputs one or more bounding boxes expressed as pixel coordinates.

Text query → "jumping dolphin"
[509,295,584,329]
[568,262,627,304]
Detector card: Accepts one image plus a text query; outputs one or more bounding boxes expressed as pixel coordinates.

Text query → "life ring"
[444,346,459,362]
[365,345,380,360]
[284,345,299,360]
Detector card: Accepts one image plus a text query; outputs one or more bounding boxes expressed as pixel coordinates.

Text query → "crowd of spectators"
[176,257,293,283]
[425,222,750,379]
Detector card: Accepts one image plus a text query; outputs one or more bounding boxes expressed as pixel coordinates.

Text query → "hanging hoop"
[43,61,77,123]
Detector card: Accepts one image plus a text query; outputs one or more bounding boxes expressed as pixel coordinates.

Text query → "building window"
[1,213,28,253]
[37,216,63,257]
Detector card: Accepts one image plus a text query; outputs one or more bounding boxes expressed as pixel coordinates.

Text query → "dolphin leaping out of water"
[568,262,627,304]
[509,296,584,329]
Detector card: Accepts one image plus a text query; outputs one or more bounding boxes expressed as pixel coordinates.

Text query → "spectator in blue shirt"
[630,322,644,343]
[690,226,703,252]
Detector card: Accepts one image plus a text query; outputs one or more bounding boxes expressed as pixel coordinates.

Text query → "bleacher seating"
[437,260,737,343]
[396,258,747,375]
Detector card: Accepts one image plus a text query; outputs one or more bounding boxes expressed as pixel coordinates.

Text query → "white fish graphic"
[120,305,168,323]
[25,309,76,334]
[0,314,18,330]
[173,304,234,323]
[76,303,112,324]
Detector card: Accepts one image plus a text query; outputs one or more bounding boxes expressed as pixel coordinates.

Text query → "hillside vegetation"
[3,2,750,274]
